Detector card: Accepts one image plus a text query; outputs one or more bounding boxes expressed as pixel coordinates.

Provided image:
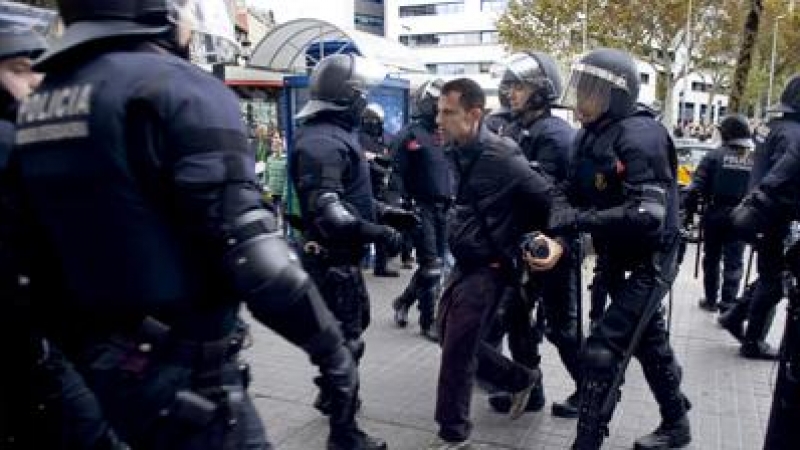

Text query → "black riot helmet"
[718,114,754,148]
[361,103,385,138]
[412,78,445,121]
[561,48,640,124]
[37,0,239,70]
[0,2,50,62]
[499,51,562,111]
[770,73,800,114]
[295,53,388,122]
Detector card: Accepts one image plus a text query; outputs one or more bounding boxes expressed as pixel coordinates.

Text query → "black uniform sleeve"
[389,127,410,197]
[527,121,573,184]
[509,153,554,233]
[578,123,672,238]
[135,67,263,250]
[683,150,716,216]
[758,129,800,210]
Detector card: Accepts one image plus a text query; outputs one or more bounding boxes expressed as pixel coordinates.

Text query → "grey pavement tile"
[241,248,781,449]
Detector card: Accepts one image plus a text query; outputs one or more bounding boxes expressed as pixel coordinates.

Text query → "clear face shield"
[346,55,388,98]
[561,62,629,123]
[0,2,58,36]
[170,0,239,65]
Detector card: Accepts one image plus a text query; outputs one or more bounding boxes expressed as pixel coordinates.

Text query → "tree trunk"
[729,0,763,113]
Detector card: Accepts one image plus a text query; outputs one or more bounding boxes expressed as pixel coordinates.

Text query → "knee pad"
[581,341,618,379]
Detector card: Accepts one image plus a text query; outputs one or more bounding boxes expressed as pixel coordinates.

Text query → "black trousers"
[701,209,746,306]
[397,201,448,329]
[435,265,535,442]
[745,229,787,343]
[588,241,688,424]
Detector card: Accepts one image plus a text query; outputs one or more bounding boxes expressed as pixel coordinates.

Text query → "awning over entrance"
[248,18,427,74]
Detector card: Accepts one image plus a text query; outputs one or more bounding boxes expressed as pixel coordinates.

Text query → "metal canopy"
[248,18,426,74]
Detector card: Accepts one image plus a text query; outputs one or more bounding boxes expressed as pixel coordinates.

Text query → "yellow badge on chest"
[595,173,607,191]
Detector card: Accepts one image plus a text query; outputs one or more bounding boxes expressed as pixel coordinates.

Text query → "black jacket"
[502,110,575,184]
[754,115,800,218]
[447,124,553,268]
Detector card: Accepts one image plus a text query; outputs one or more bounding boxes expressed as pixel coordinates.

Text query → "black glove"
[379,205,420,230]
[381,226,404,257]
[548,207,598,233]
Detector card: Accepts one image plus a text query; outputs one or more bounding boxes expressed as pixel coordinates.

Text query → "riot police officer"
[730,77,800,361]
[359,103,398,277]
[390,78,453,341]
[486,51,581,418]
[291,53,419,449]
[0,13,127,449]
[550,48,691,449]
[683,114,753,313]
[730,73,800,449]
[12,1,375,449]
[484,86,512,134]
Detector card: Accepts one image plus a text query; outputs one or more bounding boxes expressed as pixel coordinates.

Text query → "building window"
[481,31,499,44]
[481,0,508,12]
[355,13,383,28]
[428,62,495,75]
[691,81,712,92]
[399,31,497,47]
[640,73,650,84]
[399,1,465,17]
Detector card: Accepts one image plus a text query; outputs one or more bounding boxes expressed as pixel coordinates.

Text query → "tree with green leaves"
[729,0,764,112]
[498,0,757,125]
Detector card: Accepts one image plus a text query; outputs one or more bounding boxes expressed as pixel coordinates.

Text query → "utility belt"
[88,317,251,434]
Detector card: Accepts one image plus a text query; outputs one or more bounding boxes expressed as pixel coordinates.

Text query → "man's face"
[436,91,481,145]
[507,82,532,113]
[0,56,42,101]
[574,89,606,125]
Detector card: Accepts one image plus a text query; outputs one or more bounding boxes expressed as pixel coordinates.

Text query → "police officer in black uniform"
[484,86,512,134]
[727,76,800,361]
[730,73,800,450]
[359,103,398,277]
[683,114,754,313]
[390,78,453,340]
[486,51,581,418]
[0,14,128,449]
[550,48,691,450]
[291,53,419,450]
[12,1,377,449]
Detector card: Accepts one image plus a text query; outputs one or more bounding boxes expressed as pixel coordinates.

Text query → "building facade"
[355,0,386,36]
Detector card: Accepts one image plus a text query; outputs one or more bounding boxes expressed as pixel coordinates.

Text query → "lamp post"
[582,0,588,53]
[767,15,786,110]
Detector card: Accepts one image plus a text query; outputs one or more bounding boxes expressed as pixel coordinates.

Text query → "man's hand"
[523,235,563,272]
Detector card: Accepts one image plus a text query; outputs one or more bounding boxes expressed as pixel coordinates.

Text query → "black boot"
[328,430,387,450]
[551,391,580,418]
[740,340,779,360]
[717,310,744,342]
[697,298,717,312]
[633,415,691,449]
[392,297,409,328]
[374,268,399,277]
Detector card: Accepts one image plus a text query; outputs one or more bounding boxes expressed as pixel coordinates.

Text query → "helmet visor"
[561,62,630,122]
[348,55,388,93]
[0,2,58,37]
[172,0,239,64]
[501,53,541,87]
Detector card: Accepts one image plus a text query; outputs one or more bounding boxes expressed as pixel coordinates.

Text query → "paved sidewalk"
[245,244,784,449]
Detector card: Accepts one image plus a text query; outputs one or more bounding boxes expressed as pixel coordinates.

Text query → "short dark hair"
[441,78,485,111]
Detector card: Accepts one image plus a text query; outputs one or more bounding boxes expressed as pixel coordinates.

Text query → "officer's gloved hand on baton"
[520,231,563,272]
